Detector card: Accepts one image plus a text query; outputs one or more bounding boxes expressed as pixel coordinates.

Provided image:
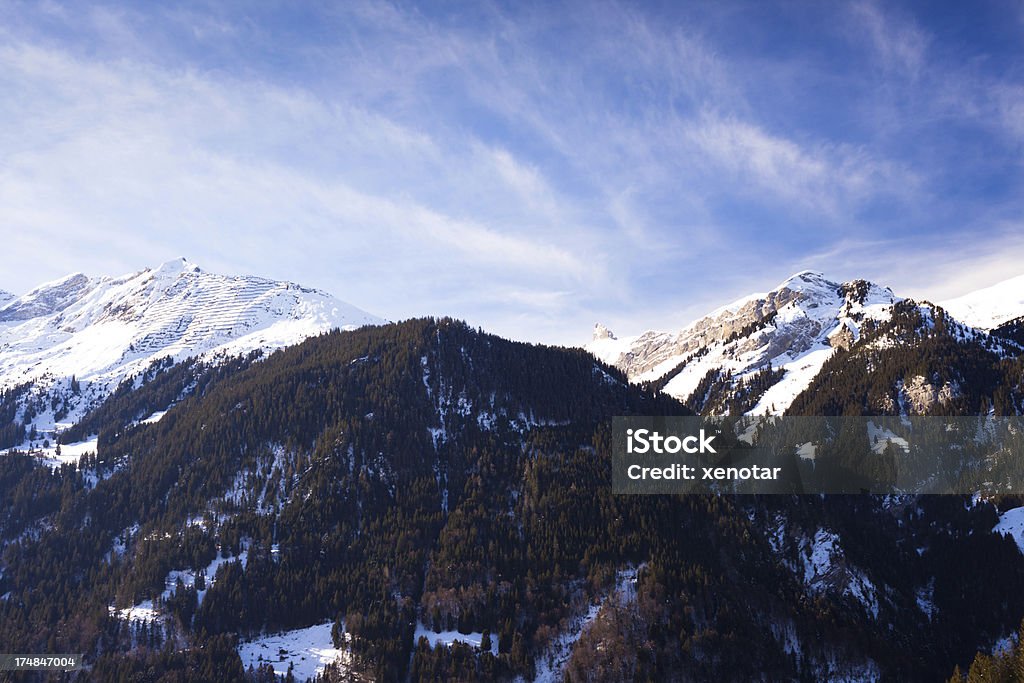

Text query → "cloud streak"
[0,1,1022,344]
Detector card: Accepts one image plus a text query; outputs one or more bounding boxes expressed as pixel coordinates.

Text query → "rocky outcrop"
[901,375,962,414]
[592,323,616,341]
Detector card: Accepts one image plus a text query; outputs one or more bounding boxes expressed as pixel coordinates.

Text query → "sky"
[1,0,1023,345]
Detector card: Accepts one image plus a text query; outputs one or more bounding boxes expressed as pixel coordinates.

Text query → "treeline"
[61,352,261,446]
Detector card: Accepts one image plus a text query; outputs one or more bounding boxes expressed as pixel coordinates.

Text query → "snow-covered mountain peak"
[0,272,97,322]
[690,271,872,335]
[780,269,829,289]
[588,322,635,370]
[586,272,901,415]
[939,273,1024,330]
[0,263,384,435]
[592,323,616,341]
[152,256,202,278]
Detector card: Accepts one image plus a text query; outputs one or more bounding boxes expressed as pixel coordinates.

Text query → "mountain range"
[2,263,1024,681]
[4,263,1022,441]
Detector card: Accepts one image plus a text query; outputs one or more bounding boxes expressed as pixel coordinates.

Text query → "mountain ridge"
[939,272,1024,330]
[588,271,901,414]
[588,270,1024,415]
[0,258,383,438]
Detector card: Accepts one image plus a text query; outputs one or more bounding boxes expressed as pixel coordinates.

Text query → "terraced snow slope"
[0,258,383,431]
[587,272,899,414]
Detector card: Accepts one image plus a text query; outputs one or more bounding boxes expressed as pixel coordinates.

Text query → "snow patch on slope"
[994,506,1024,553]
[413,624,498,656]
[111,545,249,626]
[238,622,350,681]
[801,528,879,619]
[162,547,248,607]
[529,566,642,683]
[111,600,159,623]
[14,434,99,468]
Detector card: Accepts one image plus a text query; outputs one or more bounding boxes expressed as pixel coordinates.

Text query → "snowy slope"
[587,272,899,414]
[994,507,1024,554]
[0,258,383,432]
[940,274,1024,330]
[238,623,350,681]
[587,323,639,367]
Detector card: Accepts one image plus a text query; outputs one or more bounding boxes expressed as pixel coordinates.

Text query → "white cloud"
[850,1,929,78]
[687,112,917,216]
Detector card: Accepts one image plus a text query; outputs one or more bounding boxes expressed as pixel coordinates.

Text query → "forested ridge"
[0,317,1023,681]
[788,301,1024,417]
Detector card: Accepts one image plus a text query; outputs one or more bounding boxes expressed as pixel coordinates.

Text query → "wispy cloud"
[686,112,918,217]
[850,1,930,78]
[0,1,1022,344]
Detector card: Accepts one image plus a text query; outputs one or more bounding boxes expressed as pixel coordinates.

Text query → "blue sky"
[2,1,1023,344]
